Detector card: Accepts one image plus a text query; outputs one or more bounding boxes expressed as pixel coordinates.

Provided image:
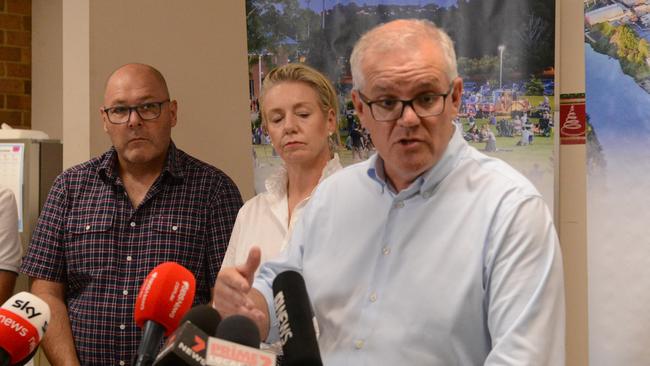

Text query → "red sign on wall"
[559,94,586,145]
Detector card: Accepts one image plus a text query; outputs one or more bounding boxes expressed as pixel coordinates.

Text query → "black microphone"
[181,305,222,336]
[153,305,222,366]
[214,315,260,348]
[205,315,276,366]
[272,270,322,366]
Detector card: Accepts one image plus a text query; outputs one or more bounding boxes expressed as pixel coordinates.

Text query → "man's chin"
[395,156,435,177]
[120,150,157,165]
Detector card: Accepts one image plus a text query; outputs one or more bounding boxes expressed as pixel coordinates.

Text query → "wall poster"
[245,0,556,214]
[585,2,650,365]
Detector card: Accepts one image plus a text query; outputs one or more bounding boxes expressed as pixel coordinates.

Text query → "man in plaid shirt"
[21,63,243,365]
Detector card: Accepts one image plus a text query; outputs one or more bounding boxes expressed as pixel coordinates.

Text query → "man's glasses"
[357,84,453,122]
[102,100,170,124]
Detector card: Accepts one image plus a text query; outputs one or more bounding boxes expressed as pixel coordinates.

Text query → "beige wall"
[32,0,62,140]
[557,0,588,365]
[32,0,254,198]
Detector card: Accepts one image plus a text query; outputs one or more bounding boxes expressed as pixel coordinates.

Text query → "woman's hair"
[259,63,340,152]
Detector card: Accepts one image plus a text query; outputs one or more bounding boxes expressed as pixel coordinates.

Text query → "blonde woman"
[221,63,342,273]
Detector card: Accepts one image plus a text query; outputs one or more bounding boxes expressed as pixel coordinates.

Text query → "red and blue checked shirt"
[21,142,242,365]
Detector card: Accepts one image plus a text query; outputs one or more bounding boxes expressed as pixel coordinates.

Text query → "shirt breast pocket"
[66,210,115,291]
[151,214,205,271]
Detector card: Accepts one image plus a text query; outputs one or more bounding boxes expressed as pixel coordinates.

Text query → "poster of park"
[584,1,650,365]
[245,0,556,208]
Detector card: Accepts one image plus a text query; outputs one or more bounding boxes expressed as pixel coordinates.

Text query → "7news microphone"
[133,262,196,366]
[155,307,276,366]
[272,270,322,366]
[153,304,221,366]
[0,292,51,366]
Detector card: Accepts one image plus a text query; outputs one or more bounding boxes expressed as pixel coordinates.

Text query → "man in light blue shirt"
[214,19,564,365]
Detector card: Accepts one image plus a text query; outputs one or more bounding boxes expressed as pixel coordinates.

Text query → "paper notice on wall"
[0,143,24,232]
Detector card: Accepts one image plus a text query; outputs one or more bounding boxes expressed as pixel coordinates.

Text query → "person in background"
[0,185,21,304]
[484,125,497,152]
[21,63,242,365]
[221,62,341,278]
[350,124,365,161]
[213,19,564,365]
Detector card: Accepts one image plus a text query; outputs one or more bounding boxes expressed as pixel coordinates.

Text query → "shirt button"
[130,222,136,227]
[85,225,91,231]
[119,324,126,330]
[123,290,129,295]
[172,225,178,231]
[369,293,377,302]
[354,339,365,349]
[126,255,132,262]
[382,247,391,255]
[119,361,125,366]
[394,201,404,209]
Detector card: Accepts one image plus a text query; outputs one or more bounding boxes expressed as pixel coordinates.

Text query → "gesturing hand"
[212,247,266,323]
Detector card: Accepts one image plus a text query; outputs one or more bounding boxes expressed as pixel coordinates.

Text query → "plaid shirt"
[21,142,242,365]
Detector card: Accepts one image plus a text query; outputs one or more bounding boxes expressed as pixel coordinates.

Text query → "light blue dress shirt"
[254,127,565,365]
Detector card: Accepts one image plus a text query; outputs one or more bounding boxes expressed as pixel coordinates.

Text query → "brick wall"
[0,0,30,129]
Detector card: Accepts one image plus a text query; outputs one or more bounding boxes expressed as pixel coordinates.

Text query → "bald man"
[21,63,243,365]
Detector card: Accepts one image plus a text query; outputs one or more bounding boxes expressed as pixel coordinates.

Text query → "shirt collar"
[265,153,343,200]
[98,141,184,185]
[367,125,466,197]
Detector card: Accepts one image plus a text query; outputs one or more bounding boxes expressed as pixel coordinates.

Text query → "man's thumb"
[238,246,261,284]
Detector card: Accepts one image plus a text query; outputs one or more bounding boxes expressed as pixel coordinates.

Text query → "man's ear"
[351,90,364,115]
[169,100,178,127]
[100,108,109,133]
[352,90,374,130]
[450,79,463,111]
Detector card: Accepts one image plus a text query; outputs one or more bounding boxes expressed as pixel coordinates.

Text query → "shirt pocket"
[150,214,205,273]
[65,209,115,291]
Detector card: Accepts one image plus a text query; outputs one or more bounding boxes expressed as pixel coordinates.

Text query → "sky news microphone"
[272,270,322,366]
[134,262,196,366]
[153,305,222,366]
[0,292,51,366]
[205,315,276,366]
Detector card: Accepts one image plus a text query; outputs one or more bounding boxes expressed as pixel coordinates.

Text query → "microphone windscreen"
[134,262,196,336]
[179,305,221,336]
[0,292,51,365]
[272,270,322,366]
[215,315,261,349]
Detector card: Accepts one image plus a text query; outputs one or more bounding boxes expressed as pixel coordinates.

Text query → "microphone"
[272,270,322,366]
[205,315,276,366]
[9,347,37,366]
[181,305,222,336]
[134,262,196,366]
[214,315,260,348]
[153,305,222,366]
[0,292,51,366]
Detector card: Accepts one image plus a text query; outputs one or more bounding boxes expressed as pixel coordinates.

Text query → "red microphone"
[0,292,51,366]
[134,262,196,366]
